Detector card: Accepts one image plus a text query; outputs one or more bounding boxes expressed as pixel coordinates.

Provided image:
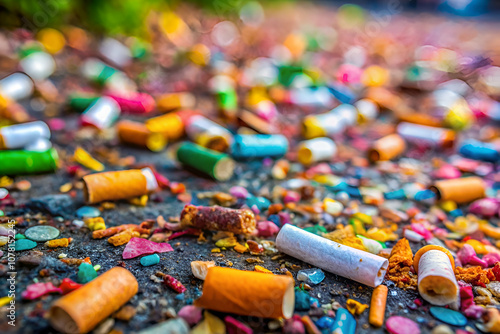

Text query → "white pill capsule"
[416,246,458,306]
[302,104,358,139]
[81,97,121,129]
[0,121,50,150]
[355,99,379,122]
[24,138,53,152]
[0,72,34,101]
[297,137,337,165]
[19,51,56,81]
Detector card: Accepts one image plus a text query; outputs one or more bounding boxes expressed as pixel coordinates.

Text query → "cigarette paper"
[369,285,388,327]
[276,224,388,287]
[397,122,455,148]
[231,134,289,159]
[117,120,166,152]
[49,267,138,333]
[0,121,50,150]
[176,142,235,181]
[414,245,458,306]
[83,168,158,204]
[194,267,294,319]
[81,96,121,129]
[368,134,406,162]
[297,137,337,165]
[430,176,485,204]
[180,204,256,234]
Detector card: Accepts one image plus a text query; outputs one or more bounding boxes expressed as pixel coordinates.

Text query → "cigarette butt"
[83,168,158,204]
[176,142,235,181]
[414,245,458,306]
[369,285,388,327]
[194,267,294,319]
[117,120,167,152]
[430,177,485,204]
[180,205,256,234]
[368,134,406,162]
[297,137,337,165]
[49,267,138,333]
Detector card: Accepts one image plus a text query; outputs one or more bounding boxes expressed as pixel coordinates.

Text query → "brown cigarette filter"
[368,134,406,162]
[83,169,149,204]
[194,267,294,319]
[49,267,138,333]
[180,205,256,234]
[430,176,485,204]
[117,120,166,152]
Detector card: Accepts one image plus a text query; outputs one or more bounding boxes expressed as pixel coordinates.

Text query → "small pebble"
[76,206,101,218]
[25,225,60,242]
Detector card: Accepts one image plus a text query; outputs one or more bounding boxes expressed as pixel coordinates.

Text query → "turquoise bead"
[14,239,37,251]
[140,254,160,267]
[78,263,98,283]
[231,134,289,160]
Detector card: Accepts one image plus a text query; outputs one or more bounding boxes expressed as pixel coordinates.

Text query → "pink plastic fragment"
[283,315,305,334]
[483,253,500,267]
[225,316,253,334]
[153,172,170,189]
[458,244,487,268]
[107,92,155,114]
[22,282,62,300]
[168,228,201,240]
[47,118,66,131]
[410,223,432,240]
[469,198,500,218]
[283,191,301,203]
[257,221,280,238]
[433,164,461,179]
[386,316,421,334]
[178,305,203,326]
[229,186,249,199]
[122,237,173,259]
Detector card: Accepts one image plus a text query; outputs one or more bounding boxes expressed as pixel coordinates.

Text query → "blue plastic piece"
[327,82,356,104]
[414,189,436,202]
[449,209,464,218]
[246,196,271,211]
[332,308,356,334]
[316,316,335,330]
[294,290,311,311]
[231,134,289,160]
[345,186,362,198]
[459,139,500,162]
[326,181,349,192]
[384,189,406,200]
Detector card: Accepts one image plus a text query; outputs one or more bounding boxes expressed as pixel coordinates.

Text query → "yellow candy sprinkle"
[74,147,105,171]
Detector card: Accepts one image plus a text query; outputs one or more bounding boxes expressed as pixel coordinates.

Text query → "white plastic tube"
[0,72,34,101]
[276,224,388,287]
[297,137,337,165]
[81,97,121,129]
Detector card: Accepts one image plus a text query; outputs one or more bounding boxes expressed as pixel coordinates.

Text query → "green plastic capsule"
[0,148,58,175]
[68,93,99,112]
[176,142,234,181]
[215,89,238,112]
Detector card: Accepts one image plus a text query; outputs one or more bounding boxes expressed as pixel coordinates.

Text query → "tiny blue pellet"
[140,254,160,266]
[459,139,500,163]
[345,186,362,198]
[231,134,289,160]
[327,83,356,104]
[384,189,406,200]
[332,308,356,334]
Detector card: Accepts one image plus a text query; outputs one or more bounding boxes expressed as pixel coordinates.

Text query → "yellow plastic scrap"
[128,195,148,207]
[74,147,105,171]
[365,227,397,242]
[191,311,226,334]
[215,237,237,248]
[445,216,479,235]
[211,248,221,253]
[233,243,248,253]
[108,230,137,247]
[84,217,106,231]
[351,212,373,225]
[45,238,71,248]
[439,200,457,212]
[466,239,488,255]
[0,296,13,307]
[254,265,273,274]
[346,299,369,315]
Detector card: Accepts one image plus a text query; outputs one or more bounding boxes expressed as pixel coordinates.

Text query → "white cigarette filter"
[355,99,379,122]
[397,122,455,147]
[0,121,51,150]
[186,115,234,148]
[19,51,56,81]
[415,245,458,306]
[302,104,358,139]
[276,224,388,287]
[141,167,159,192]
[81,97,121,129]
[297,137,337,165]
[0,72,34,101]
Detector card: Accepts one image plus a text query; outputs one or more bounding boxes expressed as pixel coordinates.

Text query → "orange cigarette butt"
[369,285,388,327]
[117,120,166,152]
[430,176,485,204]
[82,170,153,204]
[49,267,138,333]
[194,267,294,319]
[368,134,406,162]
